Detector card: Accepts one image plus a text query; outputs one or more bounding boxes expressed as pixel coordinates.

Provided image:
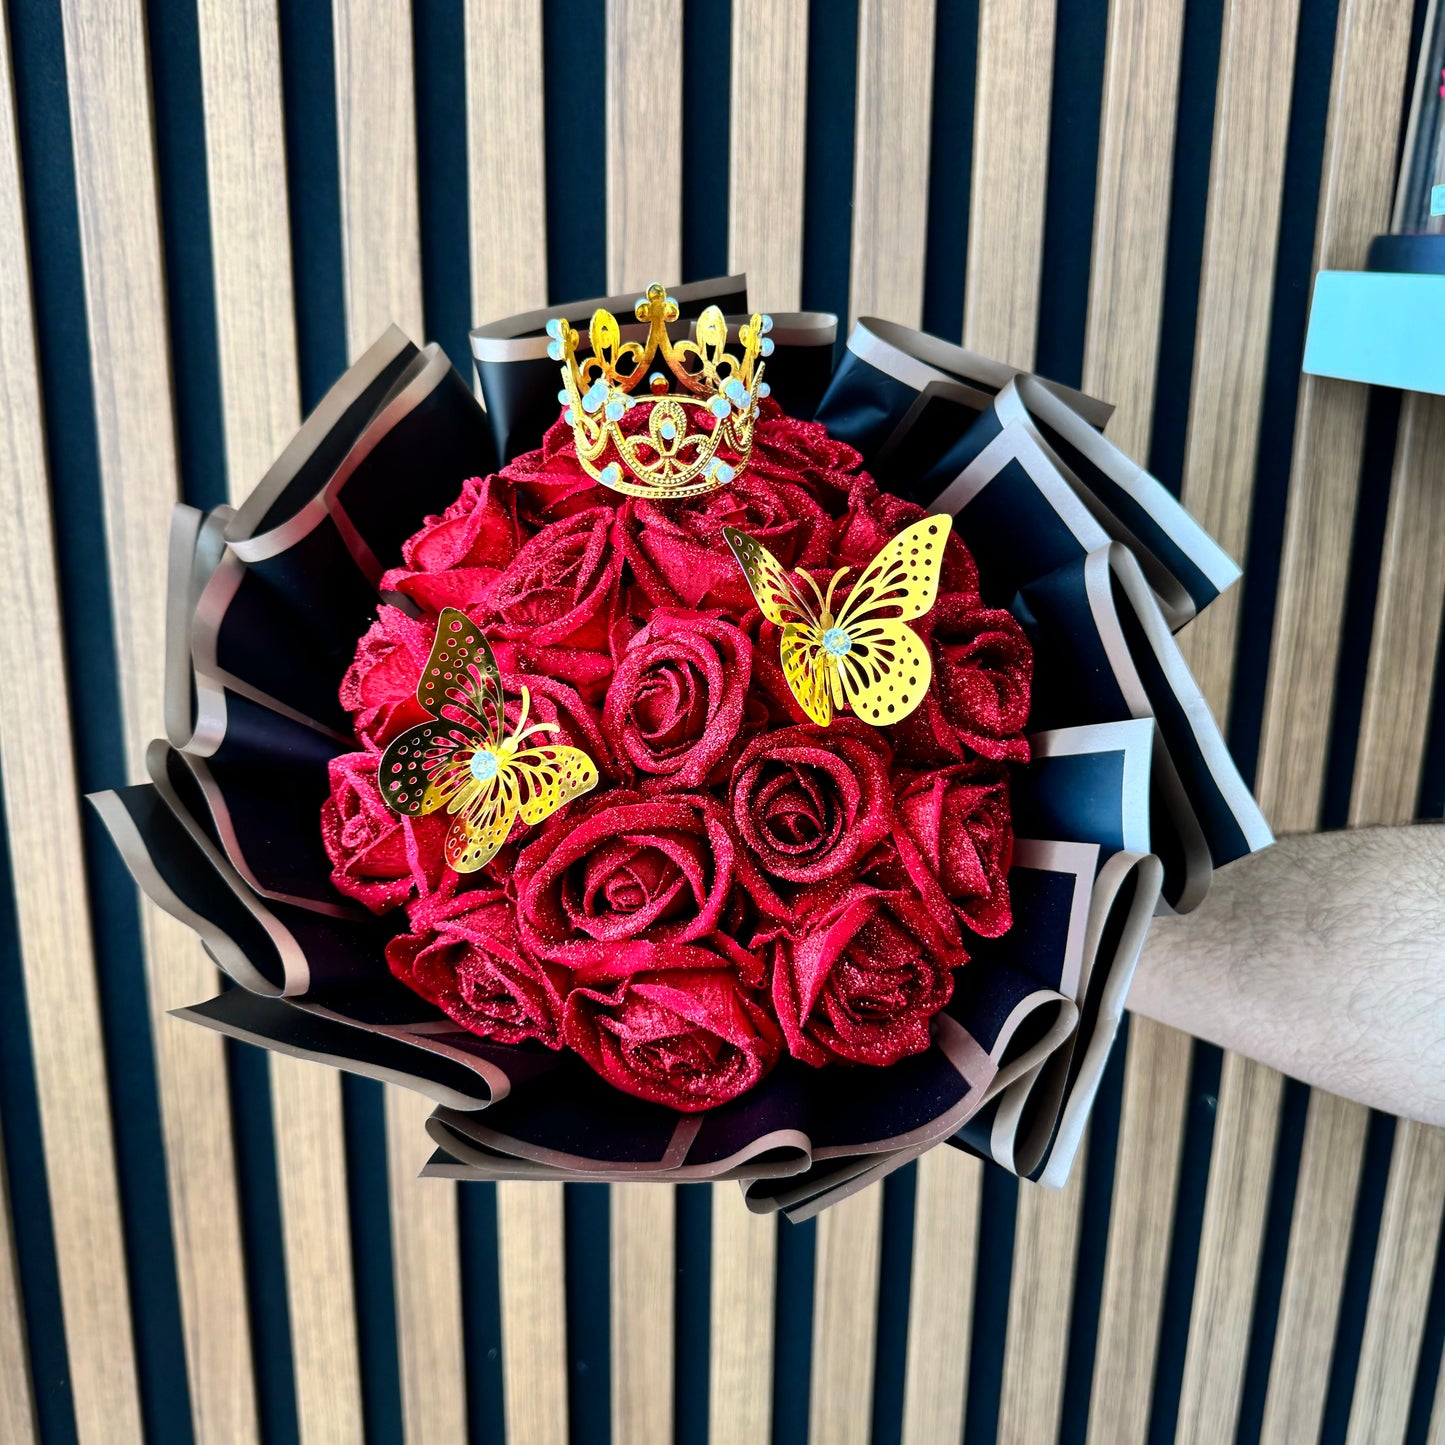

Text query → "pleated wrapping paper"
[93,276,1270,1220]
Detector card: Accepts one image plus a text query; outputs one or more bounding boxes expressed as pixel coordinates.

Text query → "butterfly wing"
[721,527,822,628]
[832,620,934,725]
[508,744,600,826]
[420,607,506,746]
[780,622,833,726]
[830,515,951,726]
[834,515,952,625]
[444,773,521,873]
[378,720,479,816]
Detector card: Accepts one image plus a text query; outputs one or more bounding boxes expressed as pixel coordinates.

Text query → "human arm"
[1126,823,1445,1125]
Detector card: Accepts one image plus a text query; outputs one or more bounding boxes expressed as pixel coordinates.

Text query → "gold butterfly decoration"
[722,514,952,728]
[378,608,599,872]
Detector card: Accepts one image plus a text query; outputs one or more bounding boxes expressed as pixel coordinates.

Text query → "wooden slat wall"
[808,7,938,1441]
[2,3,1444,1443]
[332,3,467,1440]
[58,1,259,1439]
[0,6,143,1441]
[1183,3,1420,1443]
[194,4,366,1440]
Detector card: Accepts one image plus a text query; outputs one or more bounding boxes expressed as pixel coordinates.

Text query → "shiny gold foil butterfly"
[722,514,952,728]
[378,608,599,872]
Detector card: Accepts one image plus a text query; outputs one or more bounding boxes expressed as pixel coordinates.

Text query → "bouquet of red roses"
[95,276,1270,1217]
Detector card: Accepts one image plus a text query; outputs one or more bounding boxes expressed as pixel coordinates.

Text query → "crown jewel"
[548,282,773,499]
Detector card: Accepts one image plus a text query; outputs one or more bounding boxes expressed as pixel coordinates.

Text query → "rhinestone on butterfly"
[548,282,772,499]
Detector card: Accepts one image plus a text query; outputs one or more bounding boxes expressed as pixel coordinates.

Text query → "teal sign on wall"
[1304,270,1445,396]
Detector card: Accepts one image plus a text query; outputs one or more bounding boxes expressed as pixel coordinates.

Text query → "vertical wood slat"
[465,0,547,325]
[498,1183,569,1445]
[728,0,809,309]
[1175,1055,1285,1445]
[808,1188,884,1445]
[0,8,143,1441]
[1338,394,1445,1445]
[962,0,1055,367]
[331,3,467,1438]
[612,1186,674,1444]
[602,5,686,1436]
[957,4,1080,1439]
[1345,1123,1445,1444]
[900,1151,981,1445]
[0,1133,35,1444]
[1179,2,1416,1439]
[1253,0,1417,833]
[1076,6,1187,1443]
[1106,3,1301,1440]
[194,6,366,1440]
[1258,1093,1370,1445]
[1261,390,1445,1445]
[999,1146,1088,1445]
[847,0,935,327]
[605,0,682,293]
[810,7,937,1437]
[58,2,259,1438]
[707,12,809,1434]
[462,10,569,1444]
[709,1185,776,1444]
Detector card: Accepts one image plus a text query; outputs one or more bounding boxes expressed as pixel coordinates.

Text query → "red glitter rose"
[603,610,752,789]
[893,764,1015,937]
[894,596,1033,765]
[627,472,837,612]
[769,884,963,1067]
[730,720,893,886]
[387,888,565,1047]
[485,505,625,655]
[517,792,761,960]
[339,605,434,748]
[382,473,525,613]
[562,942,782,1110]
[320,749,446,912]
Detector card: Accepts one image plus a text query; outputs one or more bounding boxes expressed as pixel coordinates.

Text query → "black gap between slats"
[1033,0,1108,390]
[1226,0,1341,787]
[771,1213,816,1445]
[1147,0,1225,499]
[544,0,607,304]
[459,1183,507,1445]
[0,789,77,1445]
[1058,1011,1132,1445]
[921,0,978,345]
[1147,1042,1224,1444]
[682,0,731,286]
[278,0,349,412]
[566,1182,612,1445]
[1233,1076,1312,1445]
[869,1161,917,1445]
[278,5,406,1441]
[674,1183,712,1443]
[6,0,195,1438]
[1319,385,1405,829]
[414,0,475,377]
[341,1077,404,1445]
[1319,1110,1399,1444]
[801,0,858,352]
[963,1168,1019,1445]
[148,1,301,1437]
[412,17,510,1439]
[1419,616,1445,819]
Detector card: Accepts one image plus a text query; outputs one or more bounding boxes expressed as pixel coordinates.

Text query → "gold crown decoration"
[547,282,774,499]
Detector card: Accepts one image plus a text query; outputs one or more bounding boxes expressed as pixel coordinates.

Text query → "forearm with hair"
[1127,823,1445,1125]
